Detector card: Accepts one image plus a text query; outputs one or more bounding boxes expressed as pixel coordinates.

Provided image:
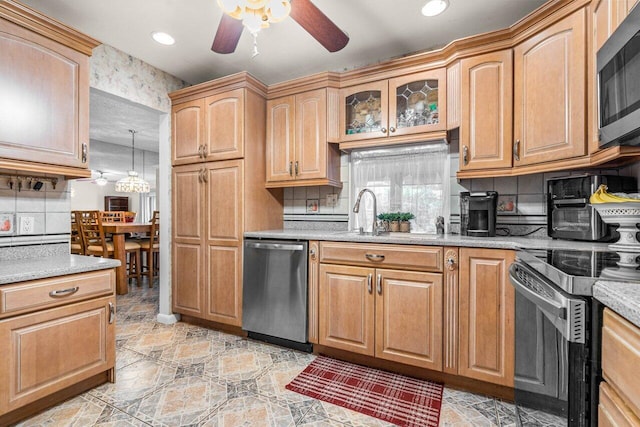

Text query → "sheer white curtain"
[350,142,449,233]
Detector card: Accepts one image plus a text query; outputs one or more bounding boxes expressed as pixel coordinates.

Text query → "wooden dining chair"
[99,211,125,222]
[81,210,142,285]
[138,210,159,287]
[70,211,84,255]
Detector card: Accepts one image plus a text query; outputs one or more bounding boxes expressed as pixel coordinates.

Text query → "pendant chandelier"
[115,129,150,193]
[217,0,291,56]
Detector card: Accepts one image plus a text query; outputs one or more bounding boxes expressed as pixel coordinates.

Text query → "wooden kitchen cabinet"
[0,3,98,178]
[170,74,283,327]
[513,8,587,167]
[599,309,640,423]
[0,296,115,414]
[266,88,341,187]
[459,50,513,171]
[172,160,244,326]
[317,242,444,370]
[172,88,246,165]
[458,248,515,387]
[339,69,447,149]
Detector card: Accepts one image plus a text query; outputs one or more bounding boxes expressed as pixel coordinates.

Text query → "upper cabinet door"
[295,89,327,181]
[340,81,389,142]
[0,19,89,169]
[205,89,245,161]
[460,50,513,171]
[266,96,295,182]
[172,99,205,166]
[513,8,586,166]
[388,69,447,137]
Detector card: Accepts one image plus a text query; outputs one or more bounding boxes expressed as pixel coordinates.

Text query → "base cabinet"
[0,295,115,415]
[599,308,640,424]
[458,248,515,387]
[318,252,443,371]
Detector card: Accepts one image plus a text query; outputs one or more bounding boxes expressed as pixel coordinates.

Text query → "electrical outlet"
[326,194,338,207]
[19,216,34,235]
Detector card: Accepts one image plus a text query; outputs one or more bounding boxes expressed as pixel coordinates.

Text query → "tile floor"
[16,283,565,427]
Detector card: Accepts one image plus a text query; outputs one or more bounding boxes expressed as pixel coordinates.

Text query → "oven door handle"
[509,263,567,320]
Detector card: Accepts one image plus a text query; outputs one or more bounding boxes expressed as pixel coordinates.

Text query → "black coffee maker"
[460,191,498,237]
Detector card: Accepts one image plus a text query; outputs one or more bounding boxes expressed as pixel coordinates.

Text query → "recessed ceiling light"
[421,0,449,17]
[151,31,175,46]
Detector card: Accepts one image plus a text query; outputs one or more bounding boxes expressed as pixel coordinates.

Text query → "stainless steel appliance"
[242,239,311,351]
[547,174,636,241]
[597,4,640,147]
[460,191,498,237]
[509,248,624,426]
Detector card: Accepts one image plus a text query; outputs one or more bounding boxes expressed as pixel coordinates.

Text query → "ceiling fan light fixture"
[421,0,449,17]
[151,31,175,45]
[95,172,108,186]
[267,0,291,22]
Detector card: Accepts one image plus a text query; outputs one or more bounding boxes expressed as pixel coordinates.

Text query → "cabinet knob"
[309,247,317,260]
[445,250,458,271]
[389,126,396,133]
[381,127,387,134]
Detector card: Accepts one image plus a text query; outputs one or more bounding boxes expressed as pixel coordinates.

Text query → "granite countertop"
[594,281,640,329]
[0,255,120,285]
[244,230,612,251]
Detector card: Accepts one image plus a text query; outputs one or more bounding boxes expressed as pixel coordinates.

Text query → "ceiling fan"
[212,0,349,55]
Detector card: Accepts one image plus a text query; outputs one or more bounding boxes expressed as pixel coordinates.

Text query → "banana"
[590,184,639,204]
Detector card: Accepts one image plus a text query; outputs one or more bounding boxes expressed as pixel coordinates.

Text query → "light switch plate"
[326,194,338,207]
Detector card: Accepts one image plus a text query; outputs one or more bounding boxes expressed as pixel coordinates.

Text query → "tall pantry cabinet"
[170,73,283,326]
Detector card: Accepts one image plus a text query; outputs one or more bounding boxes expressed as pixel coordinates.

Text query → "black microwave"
[597,4,640,147]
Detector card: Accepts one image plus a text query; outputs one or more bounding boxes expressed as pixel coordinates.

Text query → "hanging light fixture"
[94,171,108,186]
[115,130,150,193]
[217,0,291,56]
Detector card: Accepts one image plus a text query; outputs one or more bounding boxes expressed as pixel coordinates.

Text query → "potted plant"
[376,213,393,232]
[398,212,415,232]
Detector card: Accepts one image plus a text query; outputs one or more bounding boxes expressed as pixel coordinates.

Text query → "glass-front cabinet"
[340,69,447,143]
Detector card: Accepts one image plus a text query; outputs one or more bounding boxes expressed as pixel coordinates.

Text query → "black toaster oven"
[547,174,636,241]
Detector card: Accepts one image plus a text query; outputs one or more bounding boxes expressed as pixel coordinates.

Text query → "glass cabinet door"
[388,69,447,136]
[340,81,388,141]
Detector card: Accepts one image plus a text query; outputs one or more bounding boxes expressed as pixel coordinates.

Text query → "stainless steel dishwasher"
[242,239,311,351]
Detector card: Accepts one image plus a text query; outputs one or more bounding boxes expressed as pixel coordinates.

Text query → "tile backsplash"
[0,178,70,247]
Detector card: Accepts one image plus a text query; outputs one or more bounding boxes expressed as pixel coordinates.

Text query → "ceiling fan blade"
[290,0,349,52]
[211,14,244,54]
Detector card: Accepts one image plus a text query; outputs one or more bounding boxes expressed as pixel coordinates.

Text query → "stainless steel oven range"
[509,248,622,426]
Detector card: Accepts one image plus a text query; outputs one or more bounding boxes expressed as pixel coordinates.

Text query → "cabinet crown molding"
[0,0,100,55]
[169,71,267,103]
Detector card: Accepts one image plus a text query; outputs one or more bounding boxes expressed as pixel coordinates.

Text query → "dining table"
[101,222,152,295]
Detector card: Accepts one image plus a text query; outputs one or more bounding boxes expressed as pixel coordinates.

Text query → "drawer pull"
[367,273,373,294]
[109,302,115,324]
[365,253,385,262]
[49,287,79,298]
[376,274,382,295]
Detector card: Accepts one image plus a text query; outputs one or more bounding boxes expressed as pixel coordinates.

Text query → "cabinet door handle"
[514,139,520,161]
[365,253,385,262]
[376,274,382,295]
[203,145,208,158]
[202,169,208,183]
[381,127,387,134]
[389,126,396,133]
[82,143,88,163]
[198,169,202,183]
[367,273,373,294]
[49,286,79,298]
[198,145,203,158]
[289,162,293,177]
[109,302,115,324]
[294,161,299,176]
[463,145,469,165]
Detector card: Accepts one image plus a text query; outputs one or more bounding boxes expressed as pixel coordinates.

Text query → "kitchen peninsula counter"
[594,281,640,329]
[244,230,612,252]
[0,255,120,285]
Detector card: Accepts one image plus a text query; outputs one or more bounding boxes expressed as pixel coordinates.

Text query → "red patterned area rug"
[285,356,443,427]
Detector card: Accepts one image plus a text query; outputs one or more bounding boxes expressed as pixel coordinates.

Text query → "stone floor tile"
[204,346,274,382]
[199,392,296,427]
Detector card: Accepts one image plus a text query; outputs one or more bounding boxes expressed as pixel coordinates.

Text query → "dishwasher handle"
[245,242,305,251]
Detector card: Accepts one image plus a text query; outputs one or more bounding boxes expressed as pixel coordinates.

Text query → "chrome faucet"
[353,188,385,236]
